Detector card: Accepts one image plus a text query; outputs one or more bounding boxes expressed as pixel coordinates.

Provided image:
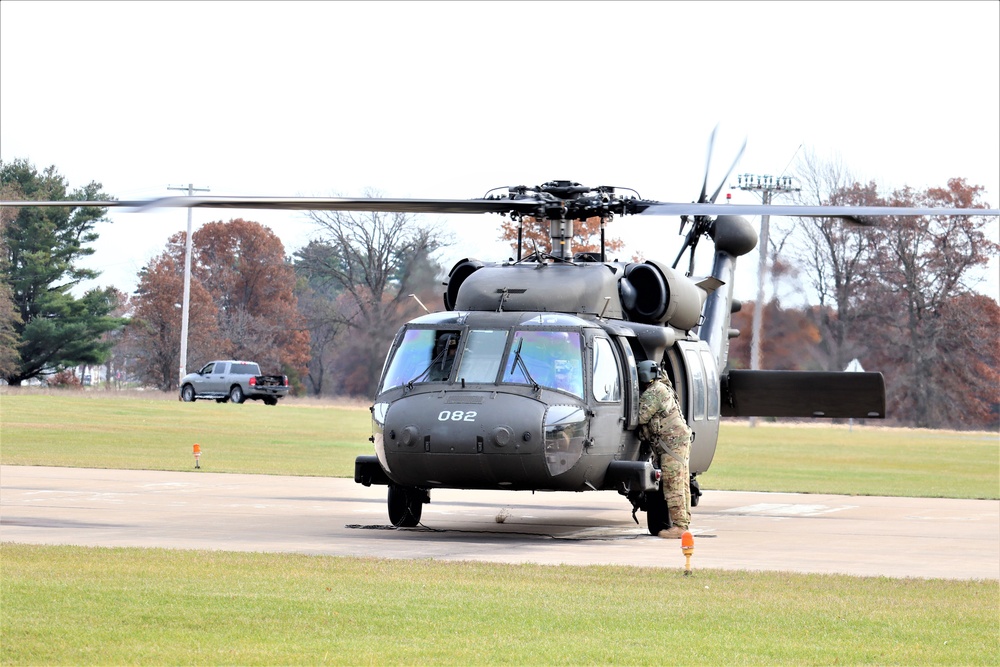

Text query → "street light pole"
[167,183,209,389]
[733,174,799,425]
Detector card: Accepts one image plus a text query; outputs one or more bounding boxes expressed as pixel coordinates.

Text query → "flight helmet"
[637,360,660,384]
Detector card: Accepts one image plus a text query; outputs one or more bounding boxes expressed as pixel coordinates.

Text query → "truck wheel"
[263,397,278,406]
[181,384,196,402]
[229,385,245,404]
[387,485,423,527]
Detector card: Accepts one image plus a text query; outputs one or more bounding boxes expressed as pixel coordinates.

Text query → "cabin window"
[685,349,707,421]
[380,328,462,390]
[503,330,584,398]
[592,337,621,402]
[700,349,720,420]
[455,329,508,383]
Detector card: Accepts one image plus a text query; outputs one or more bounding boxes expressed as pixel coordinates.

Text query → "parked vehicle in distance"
[179,360,289,406]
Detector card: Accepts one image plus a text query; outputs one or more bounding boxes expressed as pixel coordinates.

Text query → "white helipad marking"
[722,503,857,516]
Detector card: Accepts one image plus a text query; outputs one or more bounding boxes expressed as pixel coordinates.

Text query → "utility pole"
[733,174,799,425]
[167,183,210,389]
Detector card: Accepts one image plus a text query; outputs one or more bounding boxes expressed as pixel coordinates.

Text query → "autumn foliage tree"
[727,301,825,371]
[783,159,999,429]
[855,179,998,428]
[498,216,624,258]
[186,219,310,377]
[127,254,218,390]
[128,219,309,391]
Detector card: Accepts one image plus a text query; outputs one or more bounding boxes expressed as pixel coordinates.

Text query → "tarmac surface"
[1,465,997,580]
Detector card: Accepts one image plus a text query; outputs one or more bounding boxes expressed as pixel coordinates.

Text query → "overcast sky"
[2,1,998,303]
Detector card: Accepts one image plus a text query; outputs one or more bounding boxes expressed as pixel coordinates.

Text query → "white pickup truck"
[179,360,289,406]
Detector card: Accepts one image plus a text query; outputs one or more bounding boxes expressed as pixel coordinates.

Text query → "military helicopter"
[4,146,998,535]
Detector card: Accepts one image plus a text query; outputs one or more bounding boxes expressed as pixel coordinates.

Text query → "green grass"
[2,391,997,499]
[3,544,997,666]
[2,393,999,665]
[0,391,370,477]
[707,422,999,499]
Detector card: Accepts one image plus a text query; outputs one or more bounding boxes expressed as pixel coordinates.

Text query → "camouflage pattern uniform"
[637,377,692,530]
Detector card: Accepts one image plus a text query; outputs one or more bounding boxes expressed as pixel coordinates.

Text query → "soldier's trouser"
[658,436,691,529]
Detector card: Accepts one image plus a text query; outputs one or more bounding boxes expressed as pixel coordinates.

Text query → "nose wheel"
[387,484,428,527]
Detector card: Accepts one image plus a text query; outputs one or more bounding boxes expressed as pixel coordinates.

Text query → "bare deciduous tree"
[298,195,450,397]
[790,150,878,372]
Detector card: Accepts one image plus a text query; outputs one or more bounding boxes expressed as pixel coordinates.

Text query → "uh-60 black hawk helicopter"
[4,146,997,535]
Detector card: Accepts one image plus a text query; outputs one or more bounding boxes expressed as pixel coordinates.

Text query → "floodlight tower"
[167,183,210,388]
[732,174,800,418]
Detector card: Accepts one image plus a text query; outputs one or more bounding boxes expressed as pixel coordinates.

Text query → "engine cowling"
[443,258,484,311]
[619,260,706,330]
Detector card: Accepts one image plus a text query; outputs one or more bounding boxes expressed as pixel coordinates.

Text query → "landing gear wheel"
[181,384,195,402]
[387,484,424,527]
[229,385,245,404]
[645,490,672,536]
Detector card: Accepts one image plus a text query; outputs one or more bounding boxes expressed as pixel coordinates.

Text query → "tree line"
[1,157,997,430]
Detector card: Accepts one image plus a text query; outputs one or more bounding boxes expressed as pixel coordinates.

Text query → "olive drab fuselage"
[355,214,886,531]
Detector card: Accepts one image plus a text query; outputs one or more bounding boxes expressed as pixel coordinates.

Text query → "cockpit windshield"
[380,325,584,398]
[503,330,584,398]
[454,329,508,383]
[381,328,462,390]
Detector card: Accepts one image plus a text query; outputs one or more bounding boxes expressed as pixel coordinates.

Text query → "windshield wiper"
[407,347,448,388]
[510,338,540,392]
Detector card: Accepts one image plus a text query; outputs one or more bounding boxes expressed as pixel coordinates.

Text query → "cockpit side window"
[503,330,584,398]
[592,337,622,402]
[380,328,462,391]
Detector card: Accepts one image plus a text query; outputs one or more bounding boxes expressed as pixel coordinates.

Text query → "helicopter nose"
[381,391,548,488]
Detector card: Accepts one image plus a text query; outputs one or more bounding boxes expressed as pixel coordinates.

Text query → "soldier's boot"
[657,526,686,539]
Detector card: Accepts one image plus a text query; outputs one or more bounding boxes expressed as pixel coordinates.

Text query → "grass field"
[1,390,997,499]
[2,390,999,665]
[3,544,998,666]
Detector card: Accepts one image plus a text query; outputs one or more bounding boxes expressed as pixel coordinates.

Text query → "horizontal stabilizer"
[721,370,885,418]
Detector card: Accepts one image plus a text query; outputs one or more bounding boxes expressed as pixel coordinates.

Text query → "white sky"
[2,1,998,304]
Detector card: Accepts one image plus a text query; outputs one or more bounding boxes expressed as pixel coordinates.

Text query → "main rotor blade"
[0,200,147,208]
[0,197,543,216]
[136,196,545,215]
[2,197,997,219]
[638,202,1000,219]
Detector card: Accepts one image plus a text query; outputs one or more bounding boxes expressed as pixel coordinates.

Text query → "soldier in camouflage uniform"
[636,359,692,539]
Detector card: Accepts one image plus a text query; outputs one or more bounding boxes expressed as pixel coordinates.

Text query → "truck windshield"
[503,330,583,398]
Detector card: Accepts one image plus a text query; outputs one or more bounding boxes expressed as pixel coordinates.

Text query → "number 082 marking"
[438,410,478,422]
